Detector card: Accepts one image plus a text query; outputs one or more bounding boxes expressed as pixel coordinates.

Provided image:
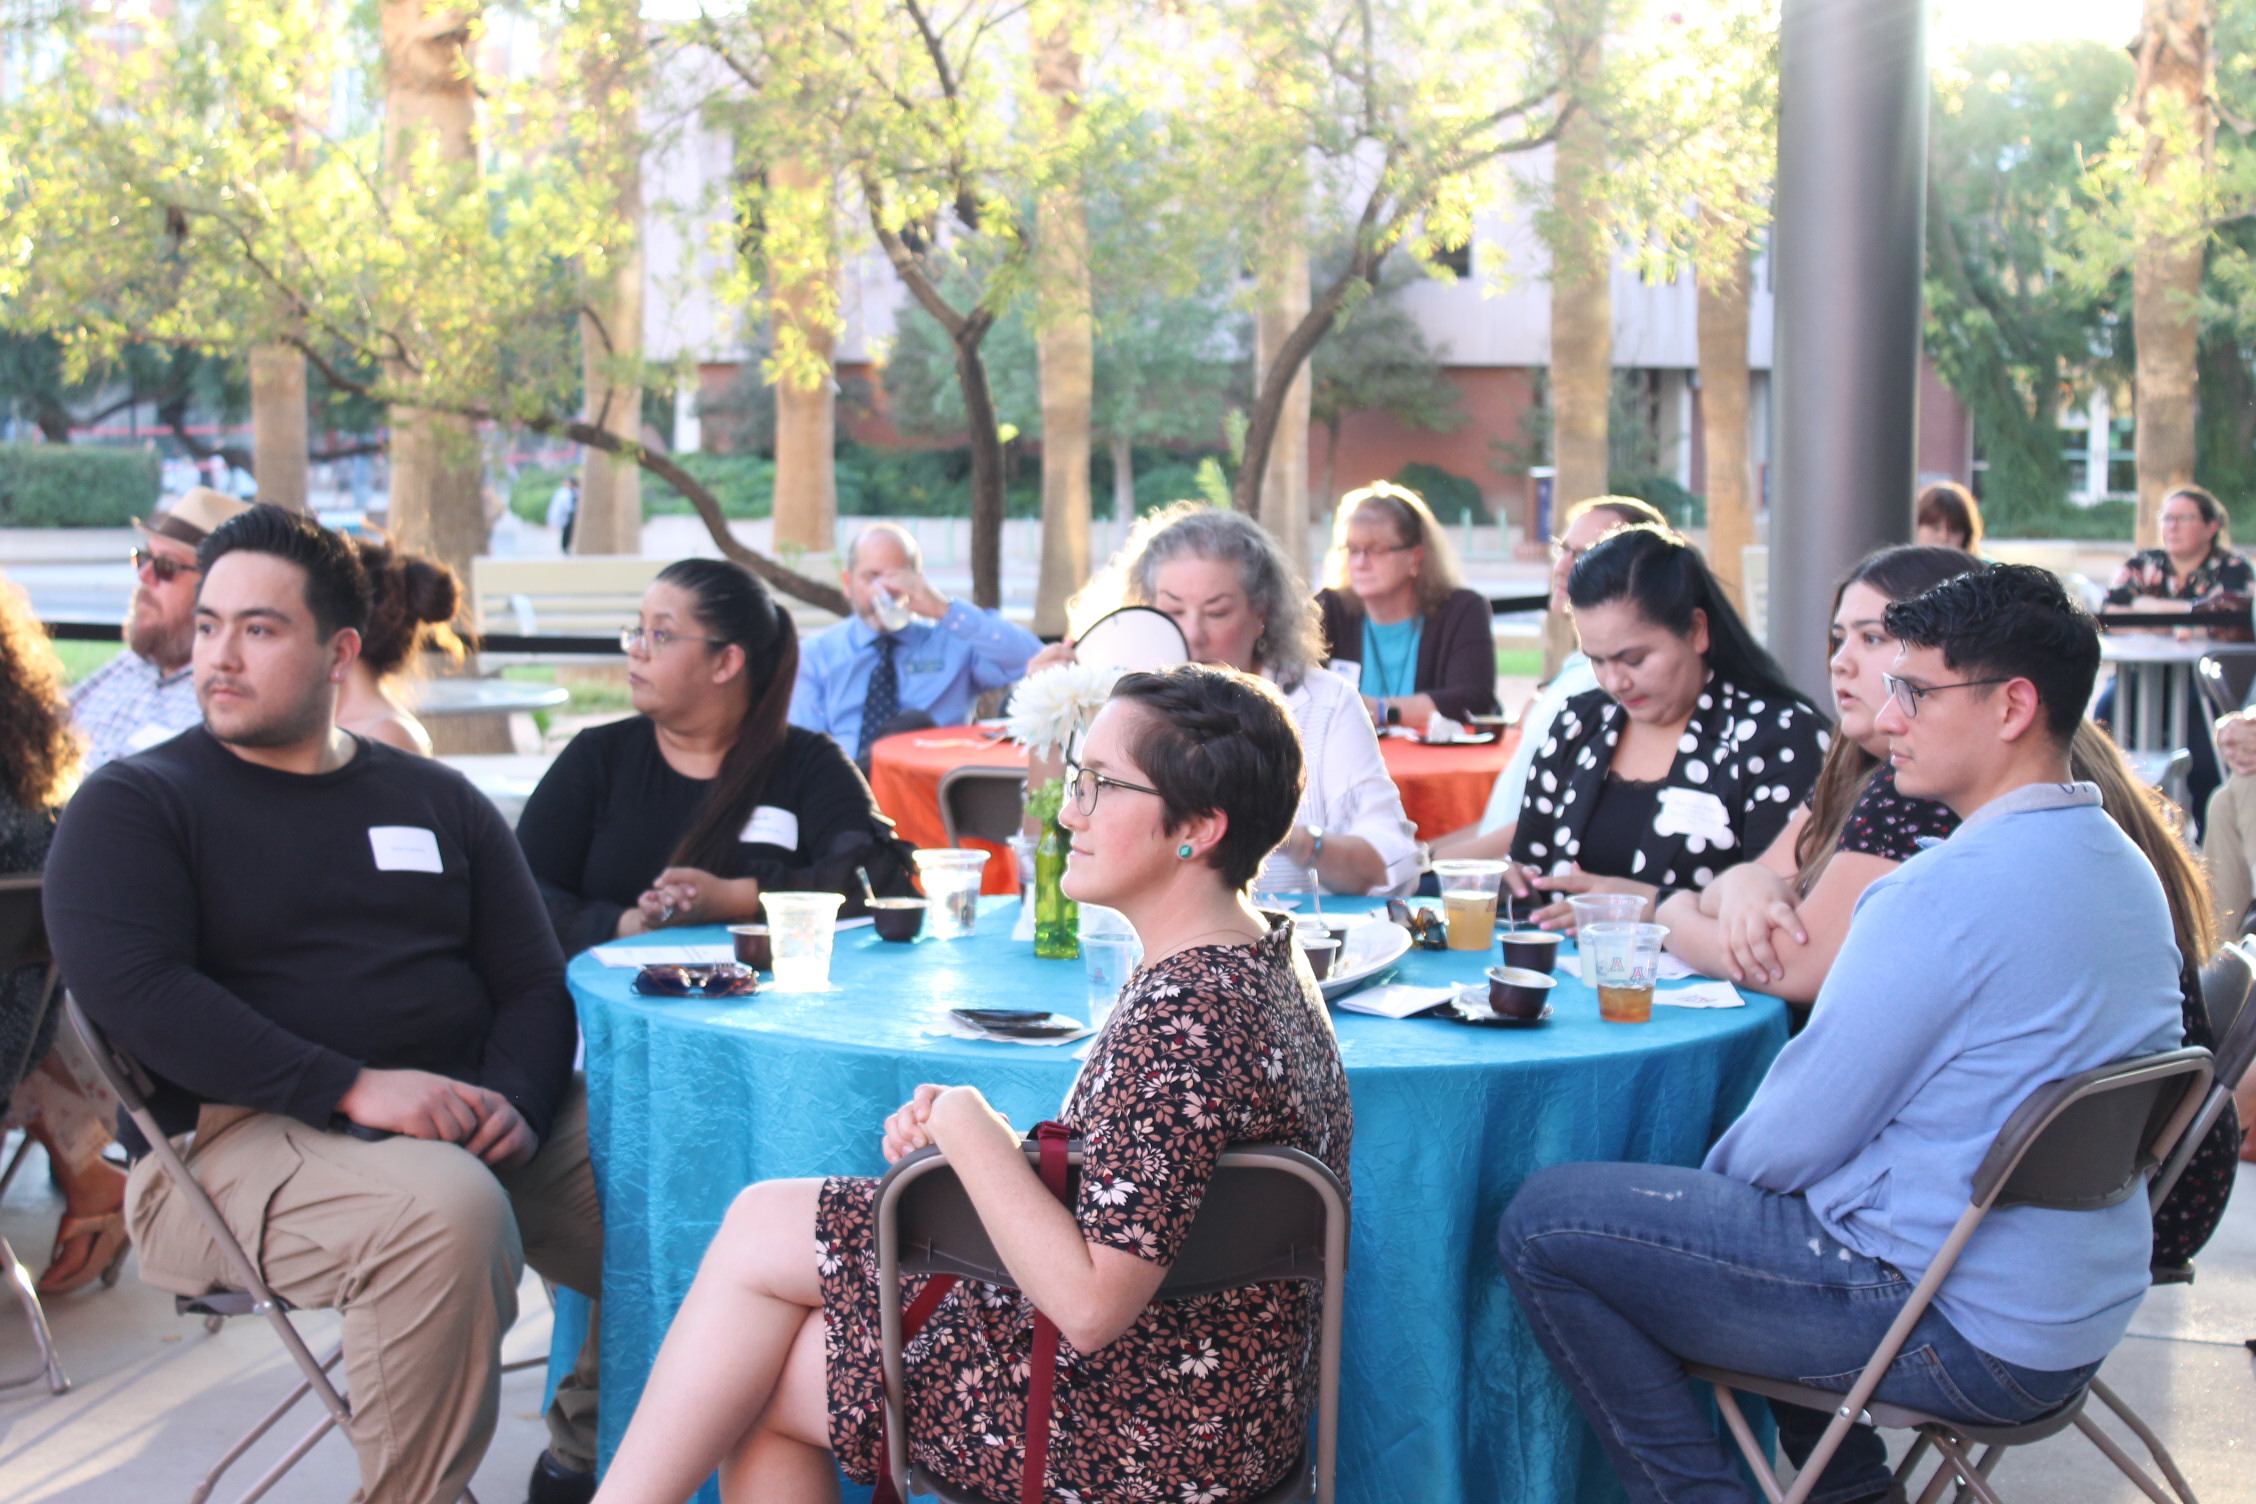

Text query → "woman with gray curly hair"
[1034,502,1418,895]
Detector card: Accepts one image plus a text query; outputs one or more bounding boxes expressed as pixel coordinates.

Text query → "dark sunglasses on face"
[131,547,201,584]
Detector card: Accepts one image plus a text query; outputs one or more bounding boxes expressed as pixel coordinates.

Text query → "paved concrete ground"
[3,1136,2250,1502]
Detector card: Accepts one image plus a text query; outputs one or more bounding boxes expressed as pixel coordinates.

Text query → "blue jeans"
[1497,1163,2100,1504]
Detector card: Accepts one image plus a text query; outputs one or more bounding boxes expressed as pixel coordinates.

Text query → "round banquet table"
[867,727,1519,896]
[563,897,1788,1504]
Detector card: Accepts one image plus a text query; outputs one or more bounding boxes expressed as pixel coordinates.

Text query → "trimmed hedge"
[0,443,160,526]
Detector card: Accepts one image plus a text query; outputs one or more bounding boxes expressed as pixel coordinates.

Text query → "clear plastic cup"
[1431,859,1510,950]
[1582,921,1669,1023]
[913,849,991,941]
[763,892,845,991]
[1007,834,1039,942]
[1567,893,1648,985]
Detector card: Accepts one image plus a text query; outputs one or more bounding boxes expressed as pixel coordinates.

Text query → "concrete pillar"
[1768,0,1927,698]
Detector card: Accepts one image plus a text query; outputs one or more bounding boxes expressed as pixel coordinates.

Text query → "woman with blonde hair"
[1314,480,1499,729]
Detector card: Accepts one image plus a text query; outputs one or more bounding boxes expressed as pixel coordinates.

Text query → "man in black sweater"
[44,508,601,1504]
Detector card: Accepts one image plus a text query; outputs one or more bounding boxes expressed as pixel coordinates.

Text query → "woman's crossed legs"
[595,1178,839,1504]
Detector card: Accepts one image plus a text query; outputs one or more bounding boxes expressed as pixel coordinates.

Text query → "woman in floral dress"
[594,663,1352,1504]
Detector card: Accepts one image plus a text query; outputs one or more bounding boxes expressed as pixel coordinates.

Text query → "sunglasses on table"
[131,548,202,584]
[631,963,759,998]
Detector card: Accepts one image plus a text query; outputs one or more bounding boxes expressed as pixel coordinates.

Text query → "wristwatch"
[1383,704,1402,726]
[1307,825,1326,861]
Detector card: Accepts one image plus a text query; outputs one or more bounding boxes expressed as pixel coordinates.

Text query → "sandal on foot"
[38,1210,128,1295]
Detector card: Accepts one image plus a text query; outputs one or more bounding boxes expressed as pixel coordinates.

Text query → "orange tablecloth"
[868,725,1518,894]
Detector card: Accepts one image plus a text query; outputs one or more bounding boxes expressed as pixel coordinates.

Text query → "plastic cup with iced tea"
[1582,921,1669,1023]
[1430,859,1510,951]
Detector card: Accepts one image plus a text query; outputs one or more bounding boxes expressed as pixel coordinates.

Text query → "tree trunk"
[1545,48,1611,673]
[1110,431,1135,530]
[1322,417,1342,526]
[380,0,486,579]
[1254,222,1313,574]
[1697,241,1755,611]
[771,157,838,555]
[575,120,645,554]
[248,342,308,512]
[1032,5,1094,636]
[2130,0,2213,548]
[955,328,1006,610]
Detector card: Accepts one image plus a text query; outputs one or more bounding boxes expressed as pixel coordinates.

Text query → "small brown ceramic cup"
[1298,935,1341,980]
[1486,965,1558,1020]
[727,924,773,971]
[1497,929,1562,975]
[867,897,928,943]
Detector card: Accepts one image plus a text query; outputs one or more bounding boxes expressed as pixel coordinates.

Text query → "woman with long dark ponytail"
[1505,524,1832,926]
[518,559,912,954]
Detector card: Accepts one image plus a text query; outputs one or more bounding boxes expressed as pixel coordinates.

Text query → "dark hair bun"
[403,557,461,626]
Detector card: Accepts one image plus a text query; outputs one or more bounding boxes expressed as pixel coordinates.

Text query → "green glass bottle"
[1034,817,1079,959]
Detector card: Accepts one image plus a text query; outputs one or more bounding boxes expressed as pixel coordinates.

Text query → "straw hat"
[136,487,253,548]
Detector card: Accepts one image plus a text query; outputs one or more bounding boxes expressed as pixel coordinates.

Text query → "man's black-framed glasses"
[1882,672,2014,719]
[1064,761,1162,816]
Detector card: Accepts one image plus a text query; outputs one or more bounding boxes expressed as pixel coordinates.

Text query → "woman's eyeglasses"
[1880,673,2014,718]
[619,625,729,655]
[1064,762,1162,816]
[131,548,201,584]
[1342,542,1413,563]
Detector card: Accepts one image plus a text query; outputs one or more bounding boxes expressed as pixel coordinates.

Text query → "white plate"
[1320,918,1413,1001]
[1075,606,1189,675]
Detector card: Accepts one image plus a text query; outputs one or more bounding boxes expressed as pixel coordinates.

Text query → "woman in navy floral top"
[592,665,1351,1504]
[2102,485,2254,641]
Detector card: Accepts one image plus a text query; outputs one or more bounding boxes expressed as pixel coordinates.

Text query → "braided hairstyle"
[1107,664,1305,890]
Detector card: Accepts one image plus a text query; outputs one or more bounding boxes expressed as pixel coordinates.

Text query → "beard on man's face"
[127,588,195,668]
[199,673,331,750]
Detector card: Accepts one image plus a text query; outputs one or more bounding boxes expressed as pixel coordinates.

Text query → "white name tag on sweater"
[739,805,800,849]
[125,721,176,753]
[1654,787,1732,843]
[368,826,444,873]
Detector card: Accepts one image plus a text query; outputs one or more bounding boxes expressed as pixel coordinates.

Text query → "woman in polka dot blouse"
[1505,525,1829,927]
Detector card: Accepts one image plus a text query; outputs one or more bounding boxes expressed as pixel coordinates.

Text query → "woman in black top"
[517,559,912,956]
[1508,525,1829,925]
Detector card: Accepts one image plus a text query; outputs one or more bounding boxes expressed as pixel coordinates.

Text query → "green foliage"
[0,443,160,525]
[1309,256,1465,472]
[1393,463,1485,523]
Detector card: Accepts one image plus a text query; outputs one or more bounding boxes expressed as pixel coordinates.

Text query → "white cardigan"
[1278,664,1420,897]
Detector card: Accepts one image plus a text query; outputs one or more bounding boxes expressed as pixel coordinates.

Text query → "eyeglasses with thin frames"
[1342,542,1413,563]
[619,625,729,655]
[131,547,201,584]
[1064,761,1162,816]
[1881,672,2015,718]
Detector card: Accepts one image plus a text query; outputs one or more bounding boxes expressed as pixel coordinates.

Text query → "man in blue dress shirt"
[1496,564,2185,1504]
[790,523,1043,763]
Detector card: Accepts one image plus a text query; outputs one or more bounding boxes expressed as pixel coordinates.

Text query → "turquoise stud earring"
[1178,843,1195,859]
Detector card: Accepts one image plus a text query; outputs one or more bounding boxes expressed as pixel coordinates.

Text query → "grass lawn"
[1496,647,1544,678]
[51,638,121,685]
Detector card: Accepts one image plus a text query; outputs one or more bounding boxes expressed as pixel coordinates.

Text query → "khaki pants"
[126,1079,604,1504]
[2204,774,2256,934]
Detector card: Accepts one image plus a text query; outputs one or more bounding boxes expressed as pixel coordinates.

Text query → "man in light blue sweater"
[1498,564,2186,1504]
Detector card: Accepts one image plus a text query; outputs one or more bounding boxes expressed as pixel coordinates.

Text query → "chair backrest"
[936,766,1027,849]
[1972,1047,2212,1213]
[2196,649,2256,721]
[881,1141,1343,1300]
[61,992,161,1122]
[2202,940,2256,1048]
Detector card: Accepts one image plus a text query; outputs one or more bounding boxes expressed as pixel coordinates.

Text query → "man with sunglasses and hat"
[69,486,252,770]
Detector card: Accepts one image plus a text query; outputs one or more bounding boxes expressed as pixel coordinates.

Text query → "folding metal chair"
[875,1139,1349,1504]
[0,872,68,1395]
[2195,939,2255,1048]
[935,765,1027,848]
[1690,1046,2213,1504]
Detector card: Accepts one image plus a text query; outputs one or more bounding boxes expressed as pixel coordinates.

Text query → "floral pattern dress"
[819,917,1354,1503]
[2103,545,2256,641]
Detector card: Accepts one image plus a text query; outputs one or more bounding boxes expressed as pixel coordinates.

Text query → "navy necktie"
[858,635,900,761]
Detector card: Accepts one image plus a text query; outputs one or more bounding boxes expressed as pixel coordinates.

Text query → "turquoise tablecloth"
[560,897,1789,1503]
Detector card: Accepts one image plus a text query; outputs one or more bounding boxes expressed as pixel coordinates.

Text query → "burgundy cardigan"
[1315,586,1500,721]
